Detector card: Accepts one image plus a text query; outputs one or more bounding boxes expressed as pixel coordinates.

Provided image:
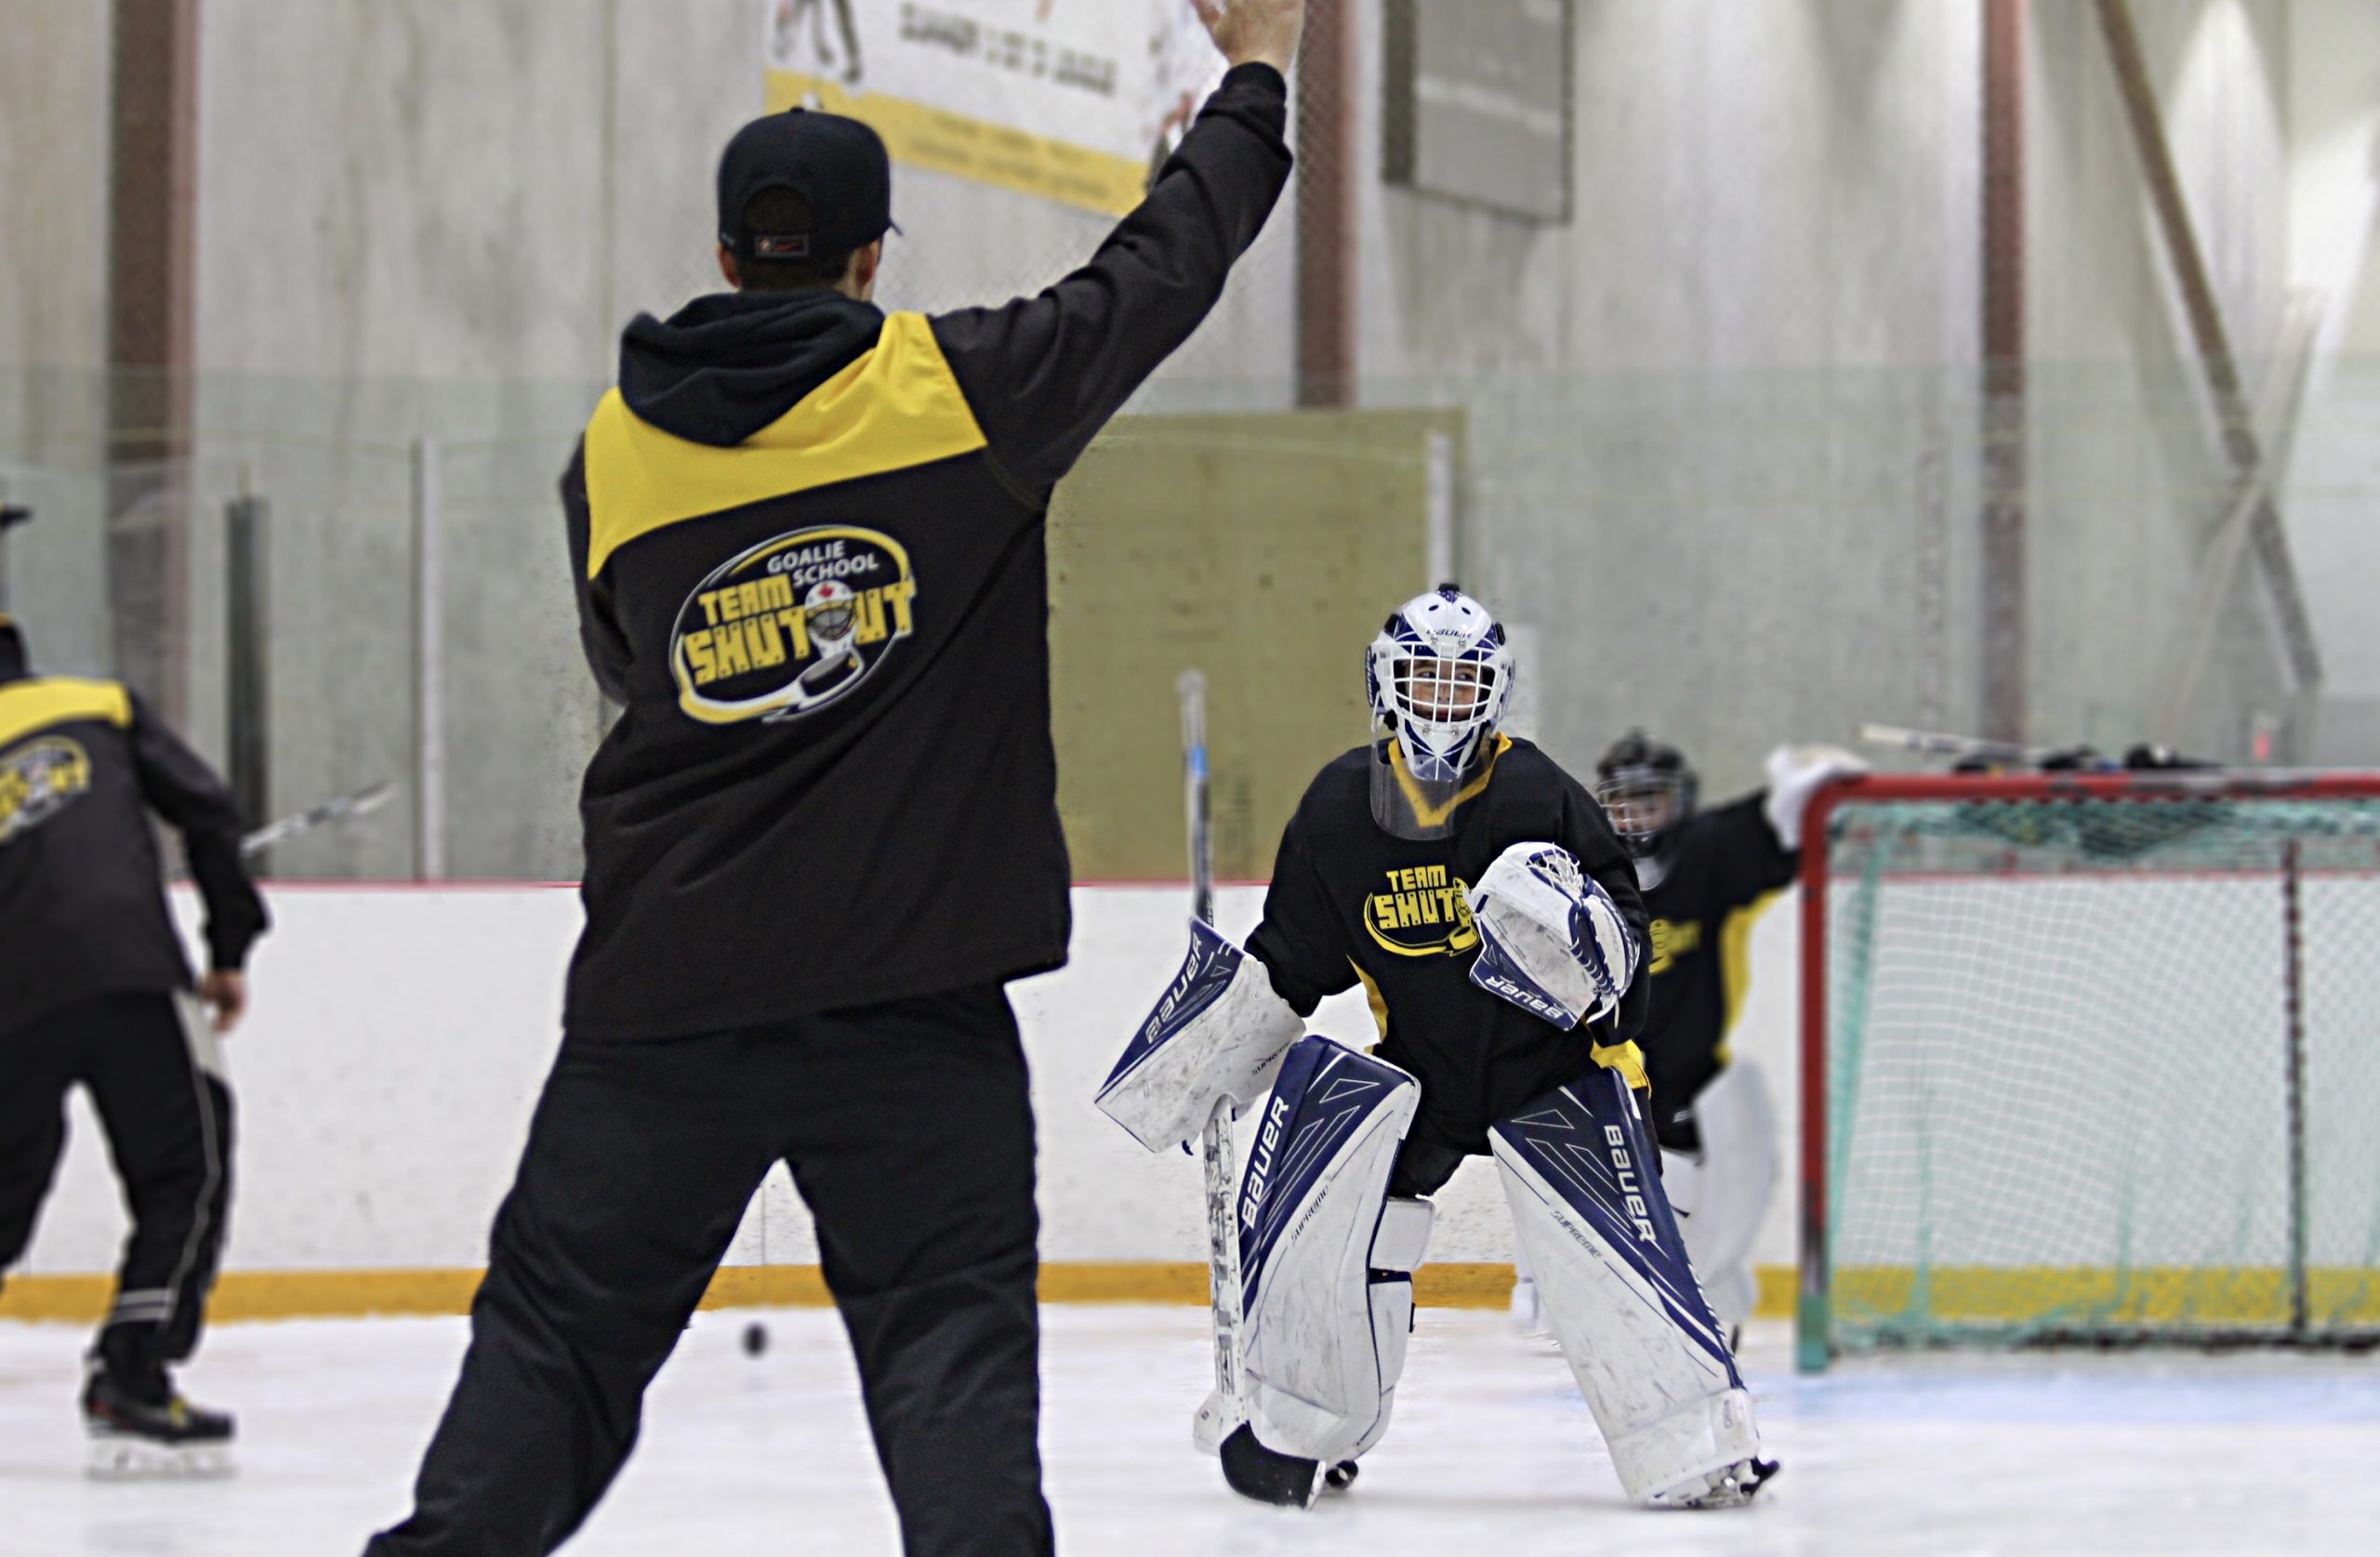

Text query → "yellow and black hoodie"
[560,64,1292,1039]
[0,627,268,1036]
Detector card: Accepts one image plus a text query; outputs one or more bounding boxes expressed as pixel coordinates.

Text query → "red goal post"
[1796,769,2380,1371]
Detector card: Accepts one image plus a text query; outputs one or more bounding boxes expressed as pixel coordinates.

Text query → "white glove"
[1763,743,1868,851]
[1465,842,1639,1030]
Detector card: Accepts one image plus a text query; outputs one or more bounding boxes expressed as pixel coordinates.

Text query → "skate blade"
[86,1434,235,1481]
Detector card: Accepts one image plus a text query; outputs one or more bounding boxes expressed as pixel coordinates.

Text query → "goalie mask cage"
[1797,772,2380,1372]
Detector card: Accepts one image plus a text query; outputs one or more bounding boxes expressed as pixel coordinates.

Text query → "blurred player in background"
[772,0,863,85]
[0,612,267,1476]
[1098,588,1775,1511]
[1510,730,1862,1339]
[1147,0,1230,178]
[364,3,1305,1553]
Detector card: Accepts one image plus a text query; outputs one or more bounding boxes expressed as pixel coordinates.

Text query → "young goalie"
[1096,587,1774,1510]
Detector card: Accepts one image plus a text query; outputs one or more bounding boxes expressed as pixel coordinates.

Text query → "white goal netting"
[1803,776,2380,1367]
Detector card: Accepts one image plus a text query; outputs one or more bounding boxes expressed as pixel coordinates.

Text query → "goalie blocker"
[1094,918,1302,1153]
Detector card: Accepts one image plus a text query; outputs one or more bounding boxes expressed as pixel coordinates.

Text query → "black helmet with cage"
[1594,729,1698,861]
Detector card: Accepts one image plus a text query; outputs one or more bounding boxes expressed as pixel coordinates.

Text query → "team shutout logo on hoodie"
[670,525,919,725]
[0,736,94,844]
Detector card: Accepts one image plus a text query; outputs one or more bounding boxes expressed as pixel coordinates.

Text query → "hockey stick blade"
[240,781,396,858]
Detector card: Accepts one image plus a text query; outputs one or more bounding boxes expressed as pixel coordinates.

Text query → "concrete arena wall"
[6,885,1810,1307]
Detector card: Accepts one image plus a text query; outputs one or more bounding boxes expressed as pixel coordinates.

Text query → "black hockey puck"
[742,1321,769,1357]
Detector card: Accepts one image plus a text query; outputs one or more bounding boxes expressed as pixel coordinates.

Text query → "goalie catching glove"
[1465,841,1641,1030]
[1761,742,1868,851]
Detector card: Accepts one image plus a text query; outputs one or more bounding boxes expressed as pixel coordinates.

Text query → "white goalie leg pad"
[1492,1069,1772,1508]
[1663,1061,1779,1333]
[1096,919,1304,1152]
[1237,1037,1427,1468]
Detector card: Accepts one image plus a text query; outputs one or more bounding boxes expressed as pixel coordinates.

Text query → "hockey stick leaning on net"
[239,781,396,859]
[1178,670,1246,1440]
[1858,722,2064,767]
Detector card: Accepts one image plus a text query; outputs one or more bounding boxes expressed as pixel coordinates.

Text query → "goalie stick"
[1178,670,1246,1444]
[240,781,395,859]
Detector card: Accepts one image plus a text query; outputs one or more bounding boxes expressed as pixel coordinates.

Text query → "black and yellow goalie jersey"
[1246,738,1649,1157]
[1637,794,1796,1149]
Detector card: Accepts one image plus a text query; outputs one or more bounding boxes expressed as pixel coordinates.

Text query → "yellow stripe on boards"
[763,71,1151,218]
[18,1263,2363,1331]
[1831,1264,2380,1327]
[582,311,988,579]
[1758,1263,1795,1319]
[1,1261,1702,1323]
[0,677,130,750]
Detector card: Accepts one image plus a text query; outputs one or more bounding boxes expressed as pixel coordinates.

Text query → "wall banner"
[764,1,1225,218]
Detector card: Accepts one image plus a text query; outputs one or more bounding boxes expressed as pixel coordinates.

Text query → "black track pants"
[0,990,234,1389]
[364,983,1053,1557]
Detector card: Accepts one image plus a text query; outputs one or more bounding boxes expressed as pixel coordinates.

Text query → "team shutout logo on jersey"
[1365,863,1481,957]
[0,736,94,844]
[670,526,919,725]
[1647,917,1703,975]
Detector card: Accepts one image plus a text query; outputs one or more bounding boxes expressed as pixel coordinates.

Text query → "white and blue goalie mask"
[1366,586,1515,841]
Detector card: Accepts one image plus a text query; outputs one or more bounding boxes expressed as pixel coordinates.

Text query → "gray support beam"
[2092,0,2323,708]
[105,0,202,719]
[411,438,445,881]
[1296,0,1358,408]
[225,491,270,869]
[1980,0,2028,746]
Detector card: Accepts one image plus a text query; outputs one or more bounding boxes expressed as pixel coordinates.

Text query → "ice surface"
[2,1308,2373,1554]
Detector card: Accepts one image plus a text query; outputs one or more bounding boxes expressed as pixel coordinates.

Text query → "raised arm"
[932,4,1303,498]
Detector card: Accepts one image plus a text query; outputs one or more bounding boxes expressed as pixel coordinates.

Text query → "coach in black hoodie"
[367,6,1302,1554]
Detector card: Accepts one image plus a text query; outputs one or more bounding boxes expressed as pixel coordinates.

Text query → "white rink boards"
[3,1308,2374,1556]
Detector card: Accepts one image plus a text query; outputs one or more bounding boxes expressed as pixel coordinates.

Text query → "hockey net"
[1798,772,2380,1370]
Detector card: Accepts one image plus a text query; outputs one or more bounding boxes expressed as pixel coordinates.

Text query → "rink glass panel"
[1799,774,2380,1368]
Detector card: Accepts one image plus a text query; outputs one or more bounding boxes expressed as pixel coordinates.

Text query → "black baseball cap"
[717,109,896,264]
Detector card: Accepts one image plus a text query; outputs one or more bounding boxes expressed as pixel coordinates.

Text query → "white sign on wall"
[764,1,1227,217]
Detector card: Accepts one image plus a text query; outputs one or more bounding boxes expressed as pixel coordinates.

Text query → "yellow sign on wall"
[1049,410,1464,882]
[763,1,1224,218]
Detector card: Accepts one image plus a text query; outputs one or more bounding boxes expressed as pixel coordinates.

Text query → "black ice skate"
[82,1363,236,1479]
